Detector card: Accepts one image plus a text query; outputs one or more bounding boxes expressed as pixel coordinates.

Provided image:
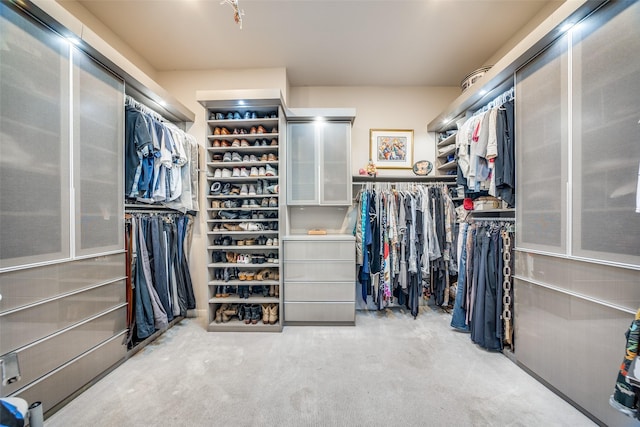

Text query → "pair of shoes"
[215,285,230,298]
[265,237,279,246]
[262,304,279,325]
[236,254,253,264]
[239,222,264,231]
[219,210,239,219]
[214,127,231,135]
[242,304,262,325]
[256,268,279,281]
[215,303,237,323]
[210,182,222,195]
[266,184,279,194]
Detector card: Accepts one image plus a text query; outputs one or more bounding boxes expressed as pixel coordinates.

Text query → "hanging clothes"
[455,219,514,351]
[124,97,199,213]
[125,212,196,347]
[354,183,457,318]
[456,89,516,208]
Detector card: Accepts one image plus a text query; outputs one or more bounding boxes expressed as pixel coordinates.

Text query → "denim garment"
[139,217,168,330]
[451,223,470,331]
[125,107,153,197]
[482,229,502,351]
[133,217,157,339]
[150,216,173,322]
[179,216,196,310]
[470,228,487,345]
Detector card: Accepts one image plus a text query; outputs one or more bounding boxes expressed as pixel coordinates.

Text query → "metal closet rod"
[471,217,515,222]
[125,95,167,123]
[473,86,514,116]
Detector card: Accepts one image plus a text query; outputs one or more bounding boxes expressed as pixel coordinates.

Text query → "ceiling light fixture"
[220,0,244,30]
[560,22,575,33]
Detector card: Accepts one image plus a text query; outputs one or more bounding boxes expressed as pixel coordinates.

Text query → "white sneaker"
[221,168,232,178]
[248,184,256,195]
[249,154,258,162]
[272,237,279,246]
[266,238,273,246]
[240,184,249,195]
[250,167,259,177]
[214,169,222,178]
[239,222,263,231]
[240,167,249,177]
[265,164,277,176]
[232,168,241,177]
[258,167,266,176]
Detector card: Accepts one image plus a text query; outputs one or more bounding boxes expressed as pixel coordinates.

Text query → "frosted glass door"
[0,5,71,268]
[73,51,125,256]
[515,36,569,253]
[287,123,318,204]
[570,1,640,266]
[320,122,351,205]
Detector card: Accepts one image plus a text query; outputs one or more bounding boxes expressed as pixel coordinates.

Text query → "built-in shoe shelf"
[198,95,284,332]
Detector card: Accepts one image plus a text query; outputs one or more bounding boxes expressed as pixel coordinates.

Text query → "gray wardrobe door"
[73,50,124,256]
[570,0,640,266]
[515,34,569,254]
[0,4,71,268]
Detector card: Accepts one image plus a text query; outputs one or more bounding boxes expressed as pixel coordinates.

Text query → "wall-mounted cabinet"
[287,121,352,206]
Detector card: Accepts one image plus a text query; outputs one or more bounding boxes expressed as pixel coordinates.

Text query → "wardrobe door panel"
[570,0,640,266]
[73,50,125,256]
[0,4,71,268]
[320,122,351,205]
[515,35,569,254]
[287,122,318,204]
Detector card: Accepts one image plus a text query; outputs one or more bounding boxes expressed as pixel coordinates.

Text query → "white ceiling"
[67,0,559,87]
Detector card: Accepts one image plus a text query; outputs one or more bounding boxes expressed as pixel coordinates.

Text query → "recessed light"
[560,22,574,33]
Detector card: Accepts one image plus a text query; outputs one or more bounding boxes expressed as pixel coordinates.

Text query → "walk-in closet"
[1,1,639,426]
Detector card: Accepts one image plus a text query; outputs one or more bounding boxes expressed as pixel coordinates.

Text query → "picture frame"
[369,129,414,169]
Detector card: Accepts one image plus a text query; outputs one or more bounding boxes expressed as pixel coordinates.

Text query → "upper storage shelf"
[427,0,606,133]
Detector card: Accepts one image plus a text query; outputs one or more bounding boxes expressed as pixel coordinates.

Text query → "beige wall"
[289,86,460,178]
[155,70,459,317]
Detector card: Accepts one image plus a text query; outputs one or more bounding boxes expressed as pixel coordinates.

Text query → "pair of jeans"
[451,223,470,331]
[150,215,173,322]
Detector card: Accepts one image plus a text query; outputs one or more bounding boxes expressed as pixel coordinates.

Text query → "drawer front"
[284,301,355,322]
[284,261,355,282]
[284,241,355,261]
[285,281,354,302]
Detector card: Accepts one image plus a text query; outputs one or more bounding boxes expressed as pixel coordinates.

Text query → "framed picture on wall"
[369,129,414,169]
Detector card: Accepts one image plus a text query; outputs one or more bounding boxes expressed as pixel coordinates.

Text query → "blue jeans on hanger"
[451,223,470,331]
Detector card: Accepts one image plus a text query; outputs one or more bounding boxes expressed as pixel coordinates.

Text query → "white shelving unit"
[198,91,285,332]
[435,131,457,175]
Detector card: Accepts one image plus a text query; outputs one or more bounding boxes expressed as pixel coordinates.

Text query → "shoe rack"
[199,94,284,332]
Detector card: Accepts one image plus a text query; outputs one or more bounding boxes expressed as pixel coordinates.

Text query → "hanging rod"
[125,203,183,214]
[470,217,515,222]
[473,86,514,116]
[125,94,168,123]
